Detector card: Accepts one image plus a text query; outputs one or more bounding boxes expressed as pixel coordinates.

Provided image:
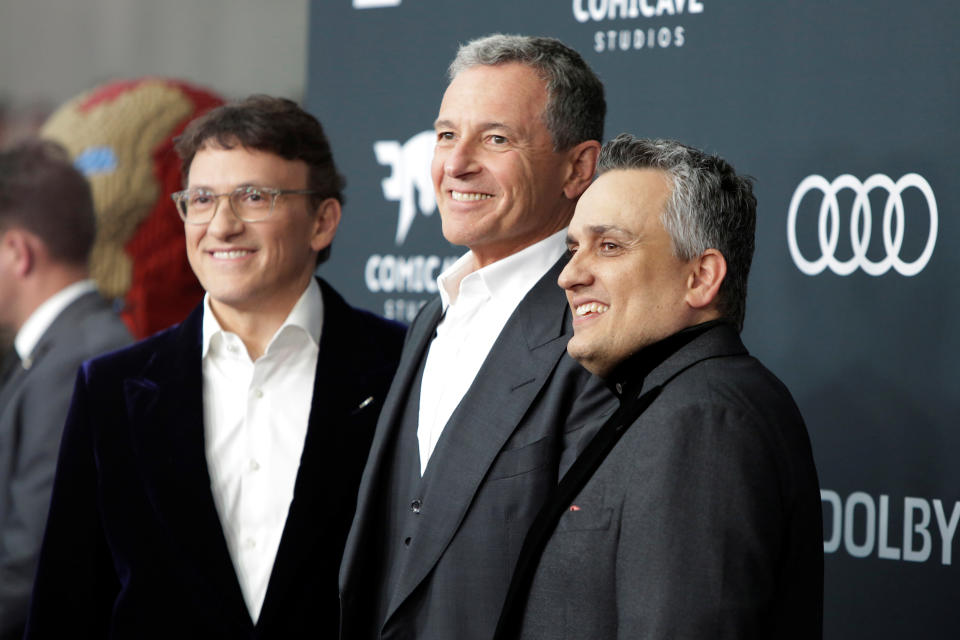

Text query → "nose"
[558,249,593,291]
[205,195,244,239]
[442,139,479,178]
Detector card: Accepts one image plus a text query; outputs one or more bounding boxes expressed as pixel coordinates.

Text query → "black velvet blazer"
[24,279,405,639]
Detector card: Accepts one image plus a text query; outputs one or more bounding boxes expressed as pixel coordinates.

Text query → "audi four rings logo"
[787,174,938,276]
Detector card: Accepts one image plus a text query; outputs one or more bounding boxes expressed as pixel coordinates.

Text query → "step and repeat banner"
[306,1,957,636]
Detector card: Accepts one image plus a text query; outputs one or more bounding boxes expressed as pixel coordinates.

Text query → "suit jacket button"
[410,499,422,513]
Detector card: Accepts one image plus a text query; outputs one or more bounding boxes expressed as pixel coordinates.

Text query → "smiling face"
[431,62,579,268]
[184,145,337,326]
[559,168,700,378]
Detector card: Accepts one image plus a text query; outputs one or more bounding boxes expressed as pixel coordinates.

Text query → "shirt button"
[410,499,422,514]
[249,459,260,472]
[227,344,238,353]
[254,389,264,399]
[244,538,256,550]
[615,383,623,394]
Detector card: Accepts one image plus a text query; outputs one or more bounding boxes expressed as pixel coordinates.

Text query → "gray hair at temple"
[598,134,757,331]
[448,34,606,152]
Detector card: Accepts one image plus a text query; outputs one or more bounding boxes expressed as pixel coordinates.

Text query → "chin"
[438,222,467,247]
[567,346,597,374]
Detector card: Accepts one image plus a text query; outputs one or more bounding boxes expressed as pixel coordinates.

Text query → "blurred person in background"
[0,139,132,640]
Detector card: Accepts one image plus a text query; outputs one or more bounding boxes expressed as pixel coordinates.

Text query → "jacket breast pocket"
[486,435,552,480]
[555,507,613,532]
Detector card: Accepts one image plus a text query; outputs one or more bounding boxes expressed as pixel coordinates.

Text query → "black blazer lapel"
[126,304,250,625]
[386,258,573,619]
[339,296,443,596]
[259,280,403,628]
[493,383,662,639]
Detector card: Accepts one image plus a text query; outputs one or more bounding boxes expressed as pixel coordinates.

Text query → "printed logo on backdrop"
[571,0,705,53]
[787,173,938,276]
[821,489,959,565]
[368,130,458,322]
[353,0,401,9]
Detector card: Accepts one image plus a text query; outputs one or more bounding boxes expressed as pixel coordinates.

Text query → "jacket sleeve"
[614,403,787,640]
[23,366,119,639]
[0,359,79,638]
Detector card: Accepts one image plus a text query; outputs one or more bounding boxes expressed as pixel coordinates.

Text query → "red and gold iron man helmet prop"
[41,78,224,339]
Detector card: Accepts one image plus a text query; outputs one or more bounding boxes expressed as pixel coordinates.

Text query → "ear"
[684,248,726,310]
[310,198,342,253]
[0,228,35,278]
[561,140,601,200]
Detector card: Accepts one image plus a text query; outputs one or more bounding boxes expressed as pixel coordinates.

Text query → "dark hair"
[174,95,345,264]
[598,134,757,331]
[449,34,606,151]
[0,138,96,266]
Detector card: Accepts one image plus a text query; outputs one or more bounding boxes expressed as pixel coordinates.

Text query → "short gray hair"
[598,134,756,331]
[448,34,605,151]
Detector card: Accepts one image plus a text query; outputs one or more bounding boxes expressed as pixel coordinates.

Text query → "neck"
[207,277,312,361]
[469,206,573,271]
[207,302,285,361]
[12,265,88,332]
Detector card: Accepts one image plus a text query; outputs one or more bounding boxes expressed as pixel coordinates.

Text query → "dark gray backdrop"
[306,1,958,636]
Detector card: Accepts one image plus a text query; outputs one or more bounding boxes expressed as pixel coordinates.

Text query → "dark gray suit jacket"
[496,322,823,640]
[0,291,131,639]
[339,257,617,640]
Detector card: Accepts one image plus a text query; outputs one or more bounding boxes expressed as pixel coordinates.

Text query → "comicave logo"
[374,130,436,245]
[369,131,456,321]
[572,0,704,53]
[787,173,937,276]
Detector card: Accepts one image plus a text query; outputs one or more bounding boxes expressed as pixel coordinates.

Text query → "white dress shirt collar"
[417,229,568,474]
[436,228,568,312]
[201,278,324,361]
[15,279,98,364]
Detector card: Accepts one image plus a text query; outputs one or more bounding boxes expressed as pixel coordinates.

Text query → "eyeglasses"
[170,186,319,224]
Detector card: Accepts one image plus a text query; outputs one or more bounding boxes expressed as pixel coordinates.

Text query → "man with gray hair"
[494,134,823,639]
[339,34,615,639]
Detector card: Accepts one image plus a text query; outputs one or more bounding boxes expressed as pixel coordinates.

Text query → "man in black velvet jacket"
[495,135,823,639]
[24,96,405,639]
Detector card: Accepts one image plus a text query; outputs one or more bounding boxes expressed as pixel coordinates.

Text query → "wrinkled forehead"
[439,62,549,122]
[573,169,672,229]
[186,145,309,190]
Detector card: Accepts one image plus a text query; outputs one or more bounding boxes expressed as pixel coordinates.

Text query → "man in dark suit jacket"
[24,97,405,638]
[0,140,132,640]
[495,135,823,639]
[339,35,617,640]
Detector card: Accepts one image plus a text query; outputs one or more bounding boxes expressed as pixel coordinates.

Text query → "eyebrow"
[566,224,636,246]
[588,224,634,236]
[434,119,520,136]
[187,182,263,192]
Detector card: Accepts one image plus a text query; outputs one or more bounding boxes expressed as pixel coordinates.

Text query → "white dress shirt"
[14,279,97,368]
[417,229,568,475]
[201,278,323,623]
